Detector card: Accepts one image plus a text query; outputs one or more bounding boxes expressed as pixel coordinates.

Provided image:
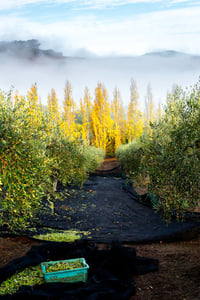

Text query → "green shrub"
[46,140,104,188]
[0,91,51,230]
[116,140,144,180]
[82,145,105,174]
[144,82,200,220]
[46,139,85,186]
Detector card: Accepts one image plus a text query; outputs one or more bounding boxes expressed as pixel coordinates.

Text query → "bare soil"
[132,237,200,300]
[0,236,200,300]
[0,237,41,267]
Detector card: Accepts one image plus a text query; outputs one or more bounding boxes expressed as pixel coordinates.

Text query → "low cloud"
[0,44,199,111]
[0,6,200,56]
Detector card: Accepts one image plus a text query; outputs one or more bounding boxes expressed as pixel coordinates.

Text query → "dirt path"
[0,237,41,268]
[132,237,200,300]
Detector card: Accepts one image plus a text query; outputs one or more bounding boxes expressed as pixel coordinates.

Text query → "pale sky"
[0,0,200,107]
[0,0,200,56]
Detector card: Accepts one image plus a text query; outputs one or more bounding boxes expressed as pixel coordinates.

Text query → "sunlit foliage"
[62,81,78,138]
[90,83,113,152]
[0,84,104,230]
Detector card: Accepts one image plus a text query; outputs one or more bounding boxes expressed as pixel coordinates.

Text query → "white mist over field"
[0,45,200,110]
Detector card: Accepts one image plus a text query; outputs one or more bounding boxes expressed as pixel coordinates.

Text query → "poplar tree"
[47,88,60,122]
[62,81,77,138]
[144,83,155,127]
[25,83,44,136]
[111,88,126,150]
[127,79,143,142]
[91,83,113,152]
[80,86,92,143]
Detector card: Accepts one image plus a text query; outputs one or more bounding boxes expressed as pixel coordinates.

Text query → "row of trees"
[0,77,180,229]
[42,79,159,155]
[0,78,160,230]
[116,80,200,221]
[0,87,104,230]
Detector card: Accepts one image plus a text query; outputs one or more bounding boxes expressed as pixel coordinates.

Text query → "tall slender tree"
[79,86,92,143]
[90,82,113,151]
[47,88,60,122]
[127,79,143,142]
[26,83,43,134]
[144,83,155,126]
[62,81,77,138]
[111,88,126,150]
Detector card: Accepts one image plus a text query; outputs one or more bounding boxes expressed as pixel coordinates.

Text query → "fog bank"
[0,41,199,109]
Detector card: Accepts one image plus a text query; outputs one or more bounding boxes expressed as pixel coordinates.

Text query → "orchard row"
[117,80,200,221]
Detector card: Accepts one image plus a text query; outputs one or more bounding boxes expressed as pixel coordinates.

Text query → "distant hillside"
[0,39,64,59]
[144,50,200,60]
[1,40,199,61]
[144,50,188,57]
[0,40,199,107]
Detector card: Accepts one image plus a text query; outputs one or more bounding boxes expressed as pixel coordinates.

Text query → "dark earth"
[0,236,200,299]
[0,158,200,299]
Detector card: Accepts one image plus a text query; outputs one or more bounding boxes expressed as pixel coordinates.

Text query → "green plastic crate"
[41,258,89,283]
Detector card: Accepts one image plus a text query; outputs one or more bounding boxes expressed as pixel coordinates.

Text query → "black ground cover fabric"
[0,240,159,299]
[28,175,200,243]
[0,175,200,242]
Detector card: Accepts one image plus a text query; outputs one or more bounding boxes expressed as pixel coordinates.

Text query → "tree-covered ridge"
[0,39,63,59]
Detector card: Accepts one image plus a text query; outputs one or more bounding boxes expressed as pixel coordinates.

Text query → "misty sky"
[0,0,200,108]
[0,0,200,56]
